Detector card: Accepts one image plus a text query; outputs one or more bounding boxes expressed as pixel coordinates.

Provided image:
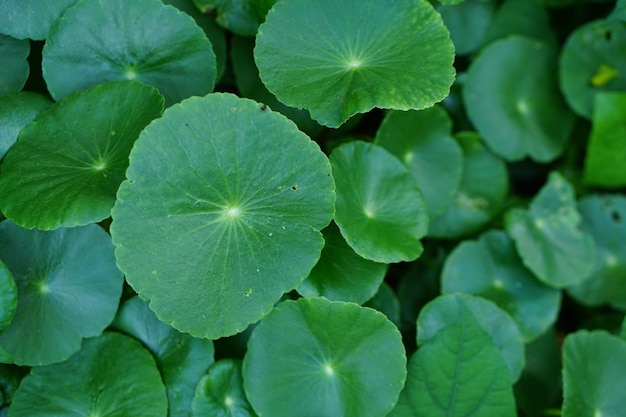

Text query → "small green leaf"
[584,92,626,187]
[567,194,626,310]
[441,230,561,342]
[0,221,123,366]
[464,36,574,162]
[0,34,29,95]
[111,93,335,339]
[505,172,597,288]
[243,298,406,417]
[559,19,626,118]
[364,282,401,326]
[482,0,557,46]
[191,359,257,417]
[254,0,455,127]
[436,0,496,55]
[0,0,77,40]
[428,132,508,239]
[297,221,388,304]
[112,296,215,417]
[42,0,216,105]
[330,141,428,263]
[375,106,463,218]
[417,293,525,381]
[192,0,266,36]
[0,92,51,159]
[9,332,167,417]
[391,299,516,417]
[0,81,164,230]
[0,261,16,333]
[562,330,626,417]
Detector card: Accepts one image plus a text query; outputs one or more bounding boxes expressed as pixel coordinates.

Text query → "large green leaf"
[417,293,525,381]
[505,172,597,288]
[42,0,216,105]
[254,0,455,127]
[428,132,508,239]
[559,19,626,118]
[0,81,164,230]
[441,230,561,341]
[111,93,335,339]
[375,106,463,218]
[0,35,29,95]
[112,296,215,417]
[0,261,16,333]
[297,221,388,304]
[390,299,516,417]
[436,0,496,55]
[9,332,168,417]
[330,141,428,263]
[464,36,574,162]
[562,330,626,417]
[191,359,257,417]
[0,0,76,40]
[584,92,626,187]
[0,92,51,159]
[567,194,626,310]
[242,298,406,417]
[0,221,123,366]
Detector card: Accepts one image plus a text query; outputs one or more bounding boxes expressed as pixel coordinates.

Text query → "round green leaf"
[297,221,388,304]
[0,92,51,159]
[375,106,463,218]
[42,0,216,105]
[428,132,508,239]
[505,172,597,289]
[113,296,215,417]
[111,93,335,339]
[0,0,76,40]
[9,332,167,417]
[254,0,455,127]
[417,293,525,381]
[0,261,16,333]
[464,36,574,162]
[242,297,406,417]
[437,0,496,55]
[330,141,428,263]
[231,35,323,138]
[583,92,626,187]
[191,359,257,417]
[567,194,626,310]
[0,34,29,95]
[559,19,626,118]
[441,230,561,342]
[562,330,626,417]
[0,221,123,366]
[391,301,516,417]
[0,81,164,230]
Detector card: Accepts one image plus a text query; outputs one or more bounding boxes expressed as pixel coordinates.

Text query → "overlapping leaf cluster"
[1,0,626,416]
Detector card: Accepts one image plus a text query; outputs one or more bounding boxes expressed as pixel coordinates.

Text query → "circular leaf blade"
[242,297,406,417]
[464,36,574,162]
[441,230,561,342]
[0,92,51,159]
[0,81,164,230]
[42,0,216,105]
[111,93,335,339]
[330,141,428,263]
[9,332,168,417]
[254,0,455,127]
[0,0,77,40]
[0,221,124,366]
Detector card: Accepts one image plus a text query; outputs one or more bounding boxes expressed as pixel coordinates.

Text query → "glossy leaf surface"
[42,0,216,105]
[0,0,76,40]
[0,92,51,159]
[0,262,16,333]
[111,93,334,338]
[0,35,29,95]
[330,141,428,263]
[254,0,455,127]
[0,81,164,230]
[9,332,167,417]
[0,221,123,366]
[243,298,406,417]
